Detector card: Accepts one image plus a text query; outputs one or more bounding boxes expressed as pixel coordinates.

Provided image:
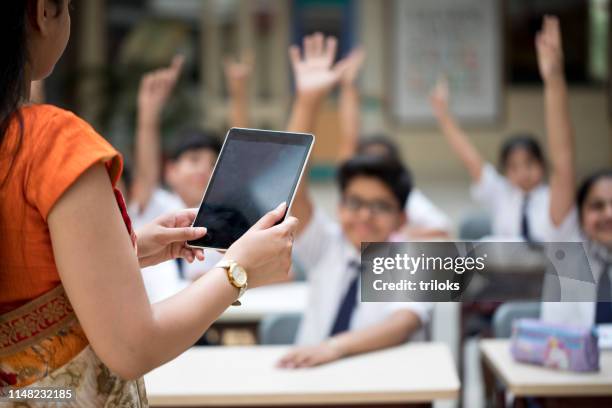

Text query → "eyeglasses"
[341,196,399,216]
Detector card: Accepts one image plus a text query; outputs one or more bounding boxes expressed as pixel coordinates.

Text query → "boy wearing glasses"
[277,33,431,369]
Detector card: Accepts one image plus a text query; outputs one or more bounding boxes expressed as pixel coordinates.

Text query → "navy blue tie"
[175,258,185,279]
[329,261,360,336]
[596,265,612,324]
[520,194,532,242]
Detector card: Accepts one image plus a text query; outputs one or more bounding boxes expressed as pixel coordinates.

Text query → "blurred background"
[45,0,610,231]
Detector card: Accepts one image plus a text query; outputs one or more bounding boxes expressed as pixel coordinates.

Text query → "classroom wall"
[385,87,611,185]
[358,0,611,188]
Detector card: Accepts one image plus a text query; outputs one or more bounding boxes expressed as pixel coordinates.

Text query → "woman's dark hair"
[577,169,612,223]
[337,154,413,209]
[0,0,63,187]
[499,134,546,172]
[356,134,402,163]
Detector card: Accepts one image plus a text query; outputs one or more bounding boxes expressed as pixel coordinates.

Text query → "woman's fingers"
[250,202,287,231]
[161,226,207,245]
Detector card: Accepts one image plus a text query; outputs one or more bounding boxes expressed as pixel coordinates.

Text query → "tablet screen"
[188,128,313,250]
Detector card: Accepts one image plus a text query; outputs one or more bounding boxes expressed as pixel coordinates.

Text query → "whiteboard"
[391,0,502,124]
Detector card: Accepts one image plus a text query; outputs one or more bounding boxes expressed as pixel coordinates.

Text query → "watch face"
[231,265,247,287]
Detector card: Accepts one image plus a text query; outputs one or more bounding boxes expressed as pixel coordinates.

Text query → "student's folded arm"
[329,309,422,357]
[49,164,239,380]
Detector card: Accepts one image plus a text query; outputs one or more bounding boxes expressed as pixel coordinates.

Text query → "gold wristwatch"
[216,259,248,306]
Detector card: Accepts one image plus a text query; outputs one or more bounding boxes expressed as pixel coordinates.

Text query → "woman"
[0,1,297,405]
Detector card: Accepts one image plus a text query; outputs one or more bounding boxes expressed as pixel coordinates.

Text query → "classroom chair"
[492,301,541,338]
[458,211,492,241]
[258,312,303,345]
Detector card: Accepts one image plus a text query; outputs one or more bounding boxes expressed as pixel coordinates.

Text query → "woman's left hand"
[136,209,206,268]
[277,342,343,369]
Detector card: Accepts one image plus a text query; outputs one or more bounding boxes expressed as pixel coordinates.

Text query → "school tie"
[520,194,532,242]
[175,258,185,279]
[329,260,360,336]
[595,264,612,324]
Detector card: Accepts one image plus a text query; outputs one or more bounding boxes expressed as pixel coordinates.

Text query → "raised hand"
[289,32,348,102]
[223,50,254,96]
[429,76,450,117]
[535,15,564,83]
[340,47,366,86]
[138,55,185,125]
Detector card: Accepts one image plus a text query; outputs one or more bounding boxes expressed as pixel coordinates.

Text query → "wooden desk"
[480,339,612,408]
[201,282,307,345]
[145,343,460,407]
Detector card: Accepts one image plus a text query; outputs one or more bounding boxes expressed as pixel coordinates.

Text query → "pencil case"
[510,318,599,372]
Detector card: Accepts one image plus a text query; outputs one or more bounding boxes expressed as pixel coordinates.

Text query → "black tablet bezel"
[187,127,314,251]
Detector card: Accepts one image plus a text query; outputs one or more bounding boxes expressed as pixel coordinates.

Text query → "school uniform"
[540,209,612,326]
[293,208,432,346]
[472,163,551,242]
[128,188,221,302]
[406,189,452,232]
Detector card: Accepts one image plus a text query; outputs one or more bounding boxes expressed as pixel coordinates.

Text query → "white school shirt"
[406,189,452,232]
[471,163,552,242]
[540,209,608,327]
[293,208,432,346]
[128,188,218,301]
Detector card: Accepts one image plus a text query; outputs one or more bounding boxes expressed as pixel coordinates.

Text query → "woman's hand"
[136,208,206,268]
[277,342,343,369]
[223,202,299,288]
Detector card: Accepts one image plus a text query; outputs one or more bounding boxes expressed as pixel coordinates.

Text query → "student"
[0,0,297,402]
[533,16,612,325]
[335,48,451,239]
[130,57,225,291]
[278,33,431,369]
[357,137,452,239]
[430,76,549,242]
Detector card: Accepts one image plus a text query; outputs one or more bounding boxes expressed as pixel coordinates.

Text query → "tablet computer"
[187,128,314,251]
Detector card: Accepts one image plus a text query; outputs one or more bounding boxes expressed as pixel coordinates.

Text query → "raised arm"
[287,33,348,235]
[430,80,484,181]
[223,50,254,128]
[536,16,575,226]
[131,55,184,213]
[337,48,366,162]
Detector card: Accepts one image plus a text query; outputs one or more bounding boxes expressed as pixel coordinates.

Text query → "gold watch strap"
[216,260,247,306]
